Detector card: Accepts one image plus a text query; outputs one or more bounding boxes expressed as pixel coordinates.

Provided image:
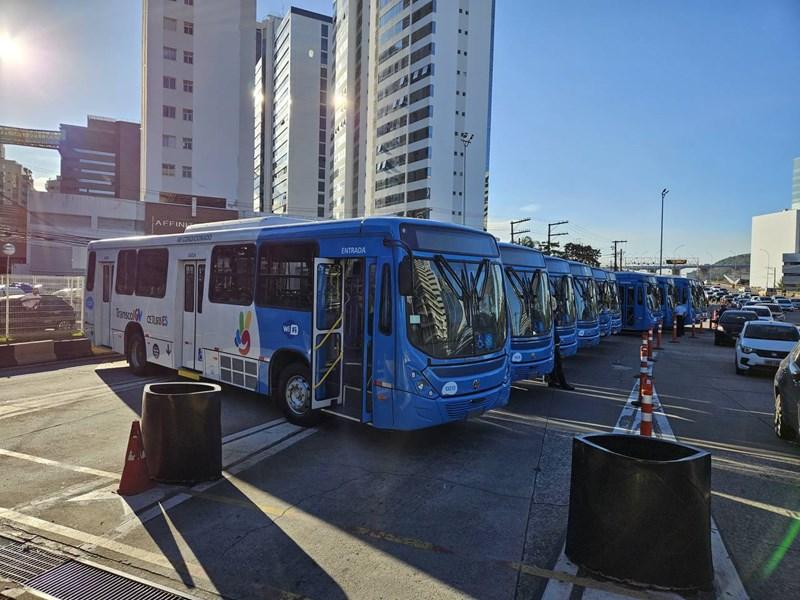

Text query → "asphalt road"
[0,317,798,599]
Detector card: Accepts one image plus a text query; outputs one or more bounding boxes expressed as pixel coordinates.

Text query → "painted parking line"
[0,448,118,479]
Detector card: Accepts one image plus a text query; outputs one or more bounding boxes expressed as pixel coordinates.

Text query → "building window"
[182,165,192,178]
[163,46,177,60]
[163,105,176,118]
[162,134,176,148]
[135,249,169,298]
[162,163,175,176]
[183,79,193,93]
[164,17,177,31]
[185,0,193,5]
[183,108,193,121]
[163,76,176,89]
[183,137,193,150]
[209,244,256,306]
[184,50,194,64]
[184,21,193,35]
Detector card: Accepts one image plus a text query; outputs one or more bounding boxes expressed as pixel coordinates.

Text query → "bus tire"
[126,330,149,376]
[277,362,321,426]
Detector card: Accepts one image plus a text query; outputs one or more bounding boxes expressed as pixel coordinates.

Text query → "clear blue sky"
[1,0,798,264]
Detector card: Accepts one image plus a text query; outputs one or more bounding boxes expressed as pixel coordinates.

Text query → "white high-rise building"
[254,15,281,212]
[330,0,495,228]
[141,0,256,212]
[253,8,332,218]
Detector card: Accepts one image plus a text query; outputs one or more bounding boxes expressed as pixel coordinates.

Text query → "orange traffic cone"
[118,421,154,496]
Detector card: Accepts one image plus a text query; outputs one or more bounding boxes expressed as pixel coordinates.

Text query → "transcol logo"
[235,311,252,355]
[115,308,142,322]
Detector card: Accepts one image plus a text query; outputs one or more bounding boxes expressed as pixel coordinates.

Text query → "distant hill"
[708,254,750,283]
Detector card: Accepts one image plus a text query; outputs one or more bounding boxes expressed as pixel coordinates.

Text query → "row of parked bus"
[84,216,708,432]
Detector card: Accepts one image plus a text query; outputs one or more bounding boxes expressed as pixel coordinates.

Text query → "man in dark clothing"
[547,305,575,390]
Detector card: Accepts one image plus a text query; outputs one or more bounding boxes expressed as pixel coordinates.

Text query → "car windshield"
[504,267,553,338]
[720,313,757,325]
[406,257,507,358]
[761,304,782,313]
[573,276,599,321]
[745,324,800,341]
[548,273,577,327]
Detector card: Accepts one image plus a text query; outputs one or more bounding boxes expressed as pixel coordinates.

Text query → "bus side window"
[367,263,376,335]
[637,286,644,305]
[379,264,391,334]
[626,287,634,306]
[86,251,96,291]
[116,250,137,295]
[209,244,255,305]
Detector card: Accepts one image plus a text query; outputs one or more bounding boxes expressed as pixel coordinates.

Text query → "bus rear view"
[544,256,579,357]
[567,261,601,348]
[499,243,554,382]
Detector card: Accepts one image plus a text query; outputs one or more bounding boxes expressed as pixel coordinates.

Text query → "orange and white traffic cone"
[118,421,154,496]
[638,344,648,402]
[655,323,663,350]
[640,375,653,437]
[691,321,696,338]
[669,319,679,343]
[647,328,654,360]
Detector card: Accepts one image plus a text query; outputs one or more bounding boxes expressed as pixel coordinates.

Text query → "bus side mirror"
[398,256,413,296]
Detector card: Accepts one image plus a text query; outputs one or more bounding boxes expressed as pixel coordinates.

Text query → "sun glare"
[0,33,23,65]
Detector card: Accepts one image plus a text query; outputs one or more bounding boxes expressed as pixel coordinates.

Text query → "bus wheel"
[126,331,149,376]
[278,363,320,426]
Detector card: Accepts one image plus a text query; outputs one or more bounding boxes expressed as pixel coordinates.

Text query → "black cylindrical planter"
[141,382,222,483]
[565,433,712,591]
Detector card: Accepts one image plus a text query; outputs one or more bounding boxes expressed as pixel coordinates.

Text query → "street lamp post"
[460,133,474,225]
[760,248,771,291]
[659,188,669,276]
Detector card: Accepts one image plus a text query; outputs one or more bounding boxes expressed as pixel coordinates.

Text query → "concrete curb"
[0,338,98,369]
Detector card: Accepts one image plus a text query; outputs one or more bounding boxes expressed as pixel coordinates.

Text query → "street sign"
[2,243,15,256]
[666,258,687,265]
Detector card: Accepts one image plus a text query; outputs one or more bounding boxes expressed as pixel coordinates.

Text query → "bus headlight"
[407,364,437,398]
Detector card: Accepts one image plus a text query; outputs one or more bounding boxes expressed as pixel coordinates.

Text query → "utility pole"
[460,132,474,225]
[612,240,627,271]
[546,220,568,255]
[510,218,531,243]
[659,188,669,275]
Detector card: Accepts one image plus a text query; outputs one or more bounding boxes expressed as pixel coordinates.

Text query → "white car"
[735,321,800,375]
[742,305,773,321]
[775,298,794,312]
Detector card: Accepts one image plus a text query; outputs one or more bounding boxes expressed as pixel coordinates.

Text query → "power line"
[546,220,568,255]
[612,240,627,271]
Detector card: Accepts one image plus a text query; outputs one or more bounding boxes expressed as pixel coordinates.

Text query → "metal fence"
[0,275,85,343]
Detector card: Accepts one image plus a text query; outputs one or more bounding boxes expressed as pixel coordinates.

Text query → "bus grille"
[445,398,489,420]
[431,356,505,378]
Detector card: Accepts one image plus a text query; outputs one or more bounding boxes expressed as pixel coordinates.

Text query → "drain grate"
[27,561,191,600]
[0,540,68,583]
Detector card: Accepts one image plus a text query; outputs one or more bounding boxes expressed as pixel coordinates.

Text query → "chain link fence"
[0,275,85,343]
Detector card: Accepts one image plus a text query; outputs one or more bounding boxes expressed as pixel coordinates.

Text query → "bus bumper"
[391,385,510,430]
[610,317,622,335]
[511,356,555,382]
[577,327,601,348]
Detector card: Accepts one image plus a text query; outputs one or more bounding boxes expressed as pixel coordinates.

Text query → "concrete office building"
[792,157,800,209]
[361,0,495,227]
[329,0,371,220]
[59,116,140,200]
[141,0,256,212]
[253,8,331,217]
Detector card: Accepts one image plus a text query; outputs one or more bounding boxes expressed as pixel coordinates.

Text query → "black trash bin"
[565,433,712,591]
[141,382,222,483]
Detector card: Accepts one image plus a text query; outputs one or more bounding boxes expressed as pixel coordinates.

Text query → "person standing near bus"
[547,304,575,391]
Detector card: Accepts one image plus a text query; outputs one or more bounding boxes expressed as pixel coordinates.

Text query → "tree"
[515,236,536,248]
[540,240,563,257]
[562,242,601,266]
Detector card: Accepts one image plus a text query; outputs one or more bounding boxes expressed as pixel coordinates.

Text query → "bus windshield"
[596,281,609,311]
[607,281,620,312]
[667,283,677,308]
[549,274,577,327]
[406,257,507,358]
[573,276,599,321]
[504,267,552,338]
[646,282,661,313]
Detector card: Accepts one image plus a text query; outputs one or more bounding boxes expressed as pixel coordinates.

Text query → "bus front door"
[97,262,113,347]
[312,258,343,410]
[181,260,206,370]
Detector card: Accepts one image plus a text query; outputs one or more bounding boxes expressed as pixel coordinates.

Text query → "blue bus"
[568,261,601,348]
[674,277,700,323]
[86,216,511,430]
[656,275,678,327]
[607,271,622,334]
[499,243,555,382]
[617,272,661,332]
[544,256,579,357]
[591,267,612,337]
[690,279,708,322]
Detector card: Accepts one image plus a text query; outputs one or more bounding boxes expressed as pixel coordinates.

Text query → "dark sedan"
[0,294,77,339]
[774,344,800,440]
[714,310,759,346]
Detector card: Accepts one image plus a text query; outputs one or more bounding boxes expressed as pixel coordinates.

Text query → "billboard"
[666,258,688,265]
[144,203,239,235]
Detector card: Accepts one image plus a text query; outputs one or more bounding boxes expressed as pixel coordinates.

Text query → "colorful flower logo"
[133,308,143,322]
[235,311,252,355]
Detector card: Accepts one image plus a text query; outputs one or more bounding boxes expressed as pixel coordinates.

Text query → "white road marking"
[540,544,579,600]
[0,448,118,479]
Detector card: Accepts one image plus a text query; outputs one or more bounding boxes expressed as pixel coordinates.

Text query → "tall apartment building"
[329,0,495,228]
[59,116,140,200]
[253,8,332,217]
[0,145,33,271]
[792,157,800,209]
[329,0,371,220]
[141,0,256,211]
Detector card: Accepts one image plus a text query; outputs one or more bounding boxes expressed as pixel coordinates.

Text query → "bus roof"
[590,267,608,280]
[87,216,500,256]
[498,242,546,268]
[544,255,570,274]
[616,271,657,283]
[567,261,593,277]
